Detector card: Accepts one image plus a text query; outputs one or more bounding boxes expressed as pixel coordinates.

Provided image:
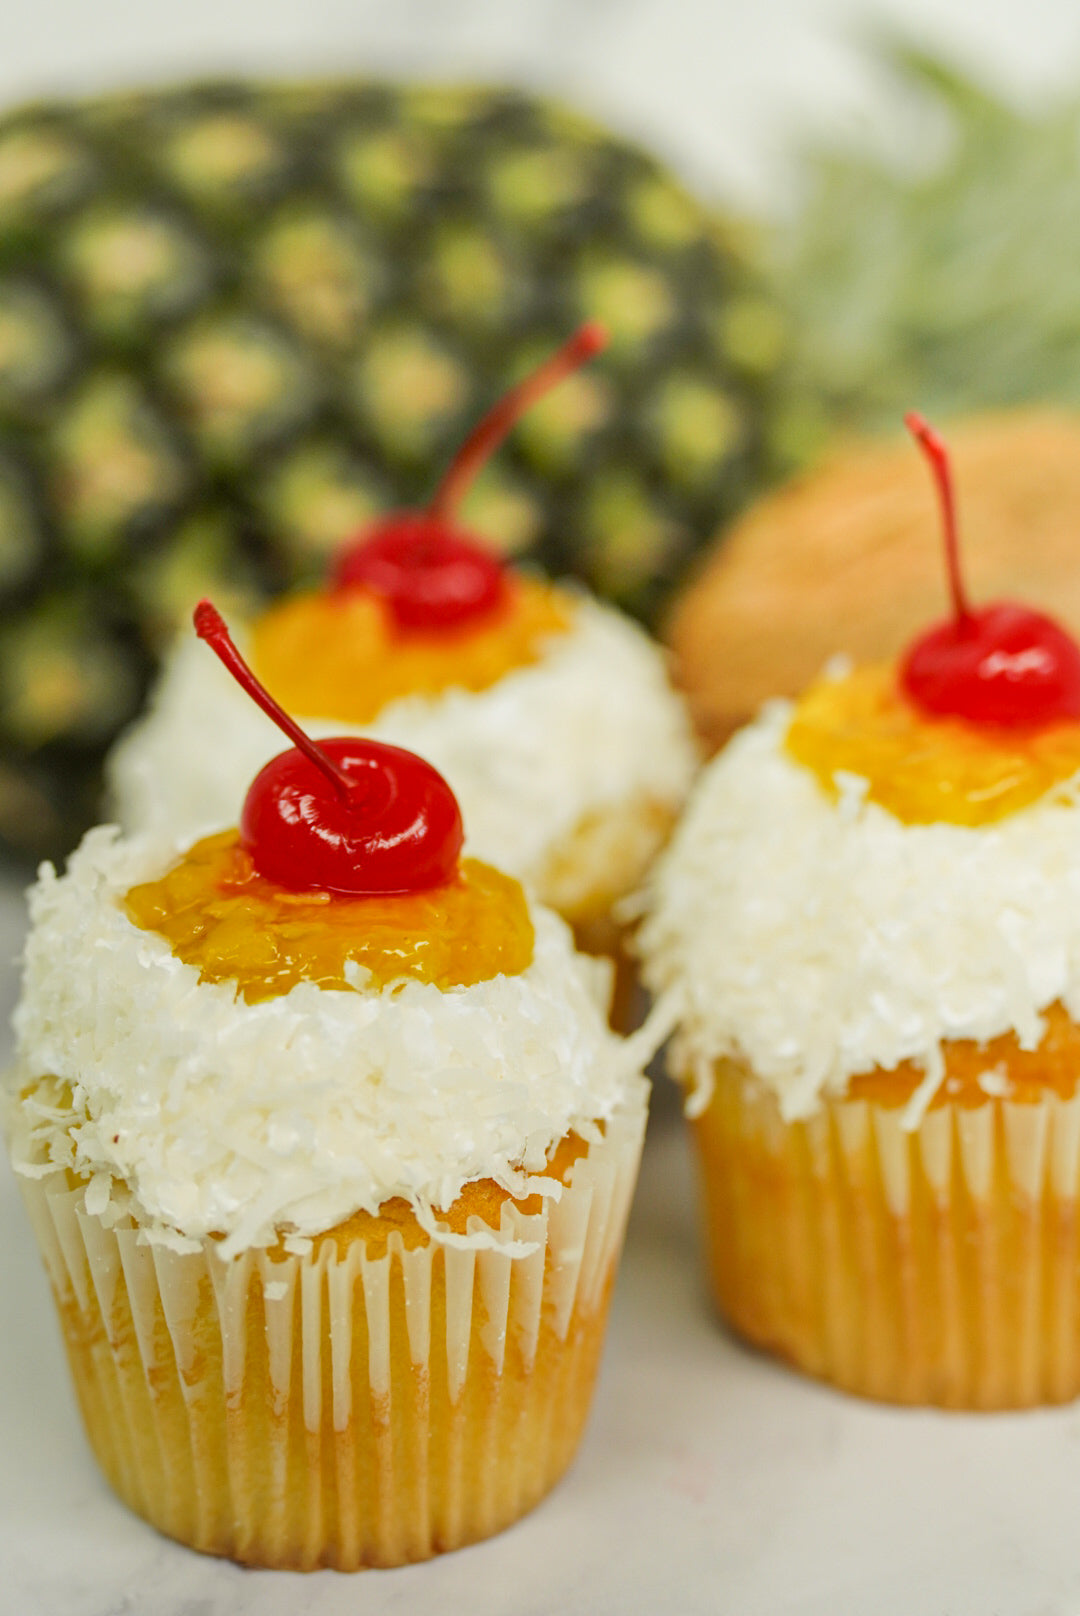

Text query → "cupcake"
[108,326,697,981]
[7,603,654,1568]
[639,413,1080,1409]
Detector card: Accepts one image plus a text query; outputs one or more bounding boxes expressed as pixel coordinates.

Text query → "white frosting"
[9,826,652,1258]
[637,700,1080,1124]
[107,596,698,910]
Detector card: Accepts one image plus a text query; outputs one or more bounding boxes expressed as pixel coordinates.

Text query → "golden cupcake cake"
[639,414,1080,1409]
[108,326,697,969]
[7,603,654,1568]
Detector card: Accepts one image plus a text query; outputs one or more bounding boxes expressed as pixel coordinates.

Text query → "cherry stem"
[193,599,356,805]
[905,410,973,627]
[428,321,609,520]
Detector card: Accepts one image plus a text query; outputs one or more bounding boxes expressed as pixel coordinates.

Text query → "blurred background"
[4,0,1080,872]
[8,0,1080,208]
[7,0,1080,208]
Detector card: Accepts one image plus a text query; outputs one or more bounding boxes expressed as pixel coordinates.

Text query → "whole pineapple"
[0,78,782,863]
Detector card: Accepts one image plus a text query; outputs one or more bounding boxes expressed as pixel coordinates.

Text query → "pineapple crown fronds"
[773,40,1080,450]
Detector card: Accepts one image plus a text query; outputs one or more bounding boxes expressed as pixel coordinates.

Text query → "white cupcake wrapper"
[698,1066,1080,1407]
[15,1086,647,1567]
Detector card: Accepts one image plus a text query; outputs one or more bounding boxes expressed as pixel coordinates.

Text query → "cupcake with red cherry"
[8,602,654,1569]
[108,326,697,982]
[638,413,1080,1409]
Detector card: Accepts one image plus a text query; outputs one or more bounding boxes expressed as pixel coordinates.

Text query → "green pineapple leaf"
[776,42,1080,441]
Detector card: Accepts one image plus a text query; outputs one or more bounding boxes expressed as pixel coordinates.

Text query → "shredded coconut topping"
[637,701,1080,1123]
[9,827,649,1257]
[107,596,698,910]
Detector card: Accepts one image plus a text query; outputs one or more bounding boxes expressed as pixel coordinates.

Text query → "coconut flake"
[107,596,698,910]
[638,701,1080,1122]
[8,826,650,1252]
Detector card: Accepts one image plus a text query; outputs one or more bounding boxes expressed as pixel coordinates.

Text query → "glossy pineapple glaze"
[124,830,535,1003]
[251,576,571,724]
[786,663,1080,827]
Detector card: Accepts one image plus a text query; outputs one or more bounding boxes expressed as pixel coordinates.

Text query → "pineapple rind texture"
[0,79,777,863]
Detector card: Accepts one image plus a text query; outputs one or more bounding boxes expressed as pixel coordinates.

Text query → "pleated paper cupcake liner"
[16,1087,647,1569]
[693,1061,1080,1409]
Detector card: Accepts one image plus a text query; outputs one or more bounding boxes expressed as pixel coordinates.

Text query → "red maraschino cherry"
[332,321,609,631]
[899,412,1080,728]
[193,600,463,894]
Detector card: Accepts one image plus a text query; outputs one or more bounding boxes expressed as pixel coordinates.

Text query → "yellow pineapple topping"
[125,830,535,1003]
[785,663,1080,827]
[250,575,571,724]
